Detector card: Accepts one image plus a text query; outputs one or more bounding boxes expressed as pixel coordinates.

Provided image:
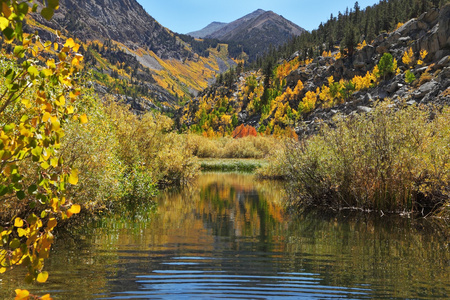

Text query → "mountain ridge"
[188,9,306,61]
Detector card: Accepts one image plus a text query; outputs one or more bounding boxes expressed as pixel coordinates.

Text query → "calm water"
[1,172,449,299]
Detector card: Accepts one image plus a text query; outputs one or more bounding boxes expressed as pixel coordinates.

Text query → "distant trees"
[252,0,445,69]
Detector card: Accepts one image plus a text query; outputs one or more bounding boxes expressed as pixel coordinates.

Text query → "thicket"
[260,102,450,217]
[186,134,282,159]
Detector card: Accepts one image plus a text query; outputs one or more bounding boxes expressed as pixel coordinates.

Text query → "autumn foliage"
[232,124,258,138]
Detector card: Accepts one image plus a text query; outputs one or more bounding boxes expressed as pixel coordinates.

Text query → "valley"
[0,0,449,298]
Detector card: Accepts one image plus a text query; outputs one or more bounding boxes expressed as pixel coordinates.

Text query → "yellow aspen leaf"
[64,38,75,48]
[47,218,57,230]
[66,105,74,114]
[0,267,6,273]
[36,271,49,283]
[80,113,88,124]
[40,294,52,300]
[67,204,81,218]
[42,112,51,123]
[21,98,31,108]
[53,43,58,51]
[0,16,9,31]
[41,68,53,77]
[51,198,59,212]
[14,289,30,300]
[17,228,28,237]
[50,116,60,131]
[55,95,65,106]
[68,169,79,185]
[50,157,58,167]
[46,59,56,69]
[14,217,24,228]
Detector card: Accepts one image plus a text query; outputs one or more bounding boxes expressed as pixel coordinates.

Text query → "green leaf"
[16,190,25,200]
[9,238,20,249]
[31,146,42,160]
[27,65,39,77]
[13,45,25,58]
[40,7,54,21]
[0,185,8,197]
[4,68,15,80]
[47,0,59,10]
[2,27,14,40]
[14,22,23,41]
[3,123,14,133]
[27,184,37,194]
[17,2,29,19]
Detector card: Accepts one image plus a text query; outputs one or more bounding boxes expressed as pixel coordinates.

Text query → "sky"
[139,0,381,34]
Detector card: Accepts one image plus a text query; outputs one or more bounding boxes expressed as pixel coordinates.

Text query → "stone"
[423,9,439,24]
[438,4,450,48]
[387,81,399,93]
[357,106,372,113]
[398,36,412,44]
[437,55,450,68]
[414,80,439,98]
[397,19,419,37]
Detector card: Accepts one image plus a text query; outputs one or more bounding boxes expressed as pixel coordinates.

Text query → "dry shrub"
[280,101,450,216]
[418,71,433,86]
[187,134,282,159]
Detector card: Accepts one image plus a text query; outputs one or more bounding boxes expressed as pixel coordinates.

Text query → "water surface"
[1,172,448,299]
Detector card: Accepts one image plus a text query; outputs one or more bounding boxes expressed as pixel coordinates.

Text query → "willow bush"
[186,134,281,159]
[277,102,450,216]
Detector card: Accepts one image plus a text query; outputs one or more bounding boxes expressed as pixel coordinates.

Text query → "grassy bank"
[259,101,450,218]
[200,158,268,172]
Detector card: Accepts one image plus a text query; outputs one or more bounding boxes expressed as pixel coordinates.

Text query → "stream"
[0,172,449,299]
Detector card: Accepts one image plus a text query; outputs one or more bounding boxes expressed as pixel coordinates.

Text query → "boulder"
[397,19,419,37]
[422,8,439,25]
[437,4,450,49]
[437,55,450,68]
[414,80,439,99]
[357,106,372,113]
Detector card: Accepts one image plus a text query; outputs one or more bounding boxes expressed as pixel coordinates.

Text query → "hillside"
[178,4,450,137]
[26,0,237,111]
[188,9,306,61]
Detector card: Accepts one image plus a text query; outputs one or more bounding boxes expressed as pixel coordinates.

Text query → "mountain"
[187,22,227,39]
[178,4,450,137]
[27,0,237,111]
[188,9,306,61]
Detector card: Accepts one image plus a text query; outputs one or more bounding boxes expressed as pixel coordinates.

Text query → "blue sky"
[139,0,381,34]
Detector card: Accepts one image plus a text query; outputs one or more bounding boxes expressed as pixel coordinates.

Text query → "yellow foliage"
[395,22,404,30]
[357,40,367,50]
[300,90,318,113]
[420,49,428,60]
[275,58,300,81]
[402,48,415,67]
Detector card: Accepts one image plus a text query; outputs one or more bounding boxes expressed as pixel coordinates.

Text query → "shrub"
[186,134,282,159]
[279,101,450,216]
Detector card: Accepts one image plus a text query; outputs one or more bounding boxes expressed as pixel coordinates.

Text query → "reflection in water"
[0,173,448,299]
